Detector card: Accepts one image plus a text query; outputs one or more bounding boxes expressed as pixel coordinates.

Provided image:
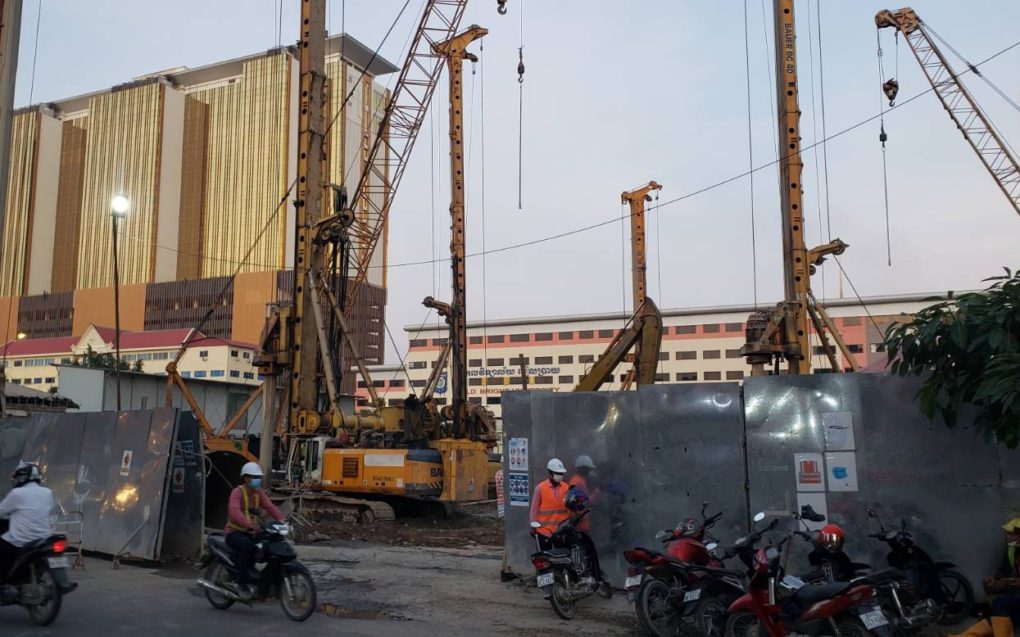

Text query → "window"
[487,396,502,405]
[703,350,721,359]
[812,346,829,356]
[578,330,594,340]
[33,377,43,384]
[619,374,629,382]
[11,379,19,384]
[468,397,482,405]
[411,379,426,388]
[726,349,742,359]
[535,332,553,342]
[230,370,240,378]
[12,360,21,367]
[469,336,483,345]
[431,360,441,368]
[558,375,574,384]
[390,379,405,388]
[844,344,861,354]
[182,371,192,378]
[211,370,225,377]
[230,349,238,357]
[433,338,448,346]
[558,355,574,364]
[409,361,427,369]
[558,331,574,340]
[844,317,863,326]
[579,354,595,364]
[725,322,743,333]
[726,371,745,380]
[469,358,482,367]
[243,372,255,380]
[870,343,887,354]
[409,339,427,348]
[45,377,55,383]
[488,335,505,344]
[199,350,209,357]
[487,358,504,367]
[677,372,698,381]
[655,373,670,382]
[677,351,696,360]
[372,380,385,388]
[535,356,553,365]
[469,378,483,386]
[598,329,615,338]
[193,371,207,379]
[510,356,529,366]
[535,376,553,385]
[658,352,670,361]
[510,333,530,343]
[676,325,696,335]
[702,324,720,333]
[242,351,251,359]
[704,371,722,381]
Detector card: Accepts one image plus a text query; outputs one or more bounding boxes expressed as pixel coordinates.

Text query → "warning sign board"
[120,450,133,477]
[172,467,186,494]
[508,438,528,472]
[508,471,529,507]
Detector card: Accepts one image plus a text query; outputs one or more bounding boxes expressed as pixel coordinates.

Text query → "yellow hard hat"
[1002,518,1020,532]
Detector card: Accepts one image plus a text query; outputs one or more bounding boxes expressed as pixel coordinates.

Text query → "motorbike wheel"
[597,578,614,600]
[203,563,236,610]
[724,609,762,637]
[550,572,577,621]
[695,597,728,637]
[25,565,61,626]
[935,570,974,626]
[836,616,871,637]
[636,579,682,637]
[279,569,317,622]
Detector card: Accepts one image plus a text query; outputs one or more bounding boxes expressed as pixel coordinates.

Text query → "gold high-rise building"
[0,35,395,375]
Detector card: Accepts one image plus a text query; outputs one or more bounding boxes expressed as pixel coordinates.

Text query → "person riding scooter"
[951,518,1020,637]
[225,462,285,599]
[0,462,54,579]
[530,458,570,550]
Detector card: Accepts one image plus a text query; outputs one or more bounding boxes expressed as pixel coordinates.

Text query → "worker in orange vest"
[569,455,597,532]
[529,458,570,548]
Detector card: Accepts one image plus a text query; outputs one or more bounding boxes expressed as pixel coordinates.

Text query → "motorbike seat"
[545,548,570,558]
[865,568,904,584]
[208,533,232,557]
[16,535,59,554]
[794,581,852,605]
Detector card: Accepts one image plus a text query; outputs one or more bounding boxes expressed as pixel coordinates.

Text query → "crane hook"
[497,0,508,15]
[517,47,525,83]
[882,78,899,107]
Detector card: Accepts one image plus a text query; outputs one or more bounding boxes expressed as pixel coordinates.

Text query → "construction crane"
[739,0,857,377]
[875,7,1020,216]
[574,182,664,391]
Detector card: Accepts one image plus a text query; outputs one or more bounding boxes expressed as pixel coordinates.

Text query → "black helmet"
[12,461,41,487]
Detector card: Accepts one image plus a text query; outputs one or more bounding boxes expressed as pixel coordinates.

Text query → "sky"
[14,1,1020,363]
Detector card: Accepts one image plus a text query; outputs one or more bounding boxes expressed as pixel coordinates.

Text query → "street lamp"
[111,194,129,412]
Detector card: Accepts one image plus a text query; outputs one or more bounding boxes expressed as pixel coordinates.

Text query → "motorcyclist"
[0,462,54,579]
[951,518,1020,637]
[569,455,597,532]
[529,458,570,549]
[225,462,285,598]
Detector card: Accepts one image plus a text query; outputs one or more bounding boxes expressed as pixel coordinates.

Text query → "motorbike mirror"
[530,521,541,529]
[706,542,719,551]
[753,511,766,523]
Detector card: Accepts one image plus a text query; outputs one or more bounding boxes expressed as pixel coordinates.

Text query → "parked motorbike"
[0,532,77,626]
[625,504,745,637]
[197,519,318,622]
[725,507,889,637]
[865,507,973,625]
[530,499,611,620]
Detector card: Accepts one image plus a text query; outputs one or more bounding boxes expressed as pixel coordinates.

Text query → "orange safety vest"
[535,480,570,535]
[568,474,590,532]
[227,487,260,532]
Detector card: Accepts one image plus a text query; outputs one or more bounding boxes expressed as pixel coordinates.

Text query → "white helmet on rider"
[546,458,566,474]
[241,462,263,478]
[575,455,596,470]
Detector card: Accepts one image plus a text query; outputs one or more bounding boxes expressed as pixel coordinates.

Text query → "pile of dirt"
[311,508,504,549]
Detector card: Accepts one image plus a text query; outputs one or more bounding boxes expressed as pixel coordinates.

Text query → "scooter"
[197,519,318,622]
[865,507,973,625]
[0,531,76,626]
[530,505,612,620]
[725,507,889,637]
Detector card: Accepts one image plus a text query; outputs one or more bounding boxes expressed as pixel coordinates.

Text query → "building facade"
[354,293,945,421]
[0,35,395,384]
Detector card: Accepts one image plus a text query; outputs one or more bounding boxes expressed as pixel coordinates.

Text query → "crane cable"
[742,0,759,310]
[923,20,1020,116]
[876,26,895,267]
[480,40,490,376]
[516,0,525,210]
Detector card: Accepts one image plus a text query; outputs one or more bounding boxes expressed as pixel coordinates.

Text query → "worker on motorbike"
[569,455,597,532]
[225,462,285,599]
[0,462,54,579]
[951,518,1020,637]
[529,458,570,549]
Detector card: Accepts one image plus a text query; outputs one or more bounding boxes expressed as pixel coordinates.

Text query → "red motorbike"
[725,508,889,637]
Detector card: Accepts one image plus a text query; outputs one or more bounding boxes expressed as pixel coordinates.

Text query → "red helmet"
[818,524,845,552]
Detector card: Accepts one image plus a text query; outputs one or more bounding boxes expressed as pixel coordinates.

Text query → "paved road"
[1,542,638,637]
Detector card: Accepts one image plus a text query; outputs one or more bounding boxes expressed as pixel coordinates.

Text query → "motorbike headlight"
[278,524,291,537]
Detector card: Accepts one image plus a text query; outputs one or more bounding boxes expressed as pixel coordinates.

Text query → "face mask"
[551,474,563,484]
[250,478,262,489]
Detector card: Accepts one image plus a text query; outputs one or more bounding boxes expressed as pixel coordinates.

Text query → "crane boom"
[316,0,471,309]
[876,8,1020,216]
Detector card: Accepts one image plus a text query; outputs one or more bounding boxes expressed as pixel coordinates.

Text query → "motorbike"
[625,504,746,637]
[530,505,612,620]
[197,519,318,622]
[865,507,973,625]
[725,507,890,637]
[0,531,77,626]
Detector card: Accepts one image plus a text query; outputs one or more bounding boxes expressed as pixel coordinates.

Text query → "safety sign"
[172,467,186,494]
[508,471,529,507]
[794,452,824,492]
[508,437,529,472]
[120,450,133,477]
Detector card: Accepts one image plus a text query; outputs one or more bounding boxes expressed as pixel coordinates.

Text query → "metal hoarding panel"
[160,411,205,561]
[21,411,86,516]
[0,416,31,499]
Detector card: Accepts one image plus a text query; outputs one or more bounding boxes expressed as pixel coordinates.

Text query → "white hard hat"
[547,458,566,474]
[575,455,596,469]
[241,462,263,478]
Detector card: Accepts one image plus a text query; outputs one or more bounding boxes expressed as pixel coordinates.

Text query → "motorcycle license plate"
[859,608,889,630]
[625,575,643,589]
[683,588,702,602]
[47,557,69,569]
[537,572,554,588]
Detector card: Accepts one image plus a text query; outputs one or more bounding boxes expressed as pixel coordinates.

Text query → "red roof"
[0,325,255,358]
[0,335,79,357]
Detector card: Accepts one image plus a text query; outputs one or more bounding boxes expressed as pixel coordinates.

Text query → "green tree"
[132,359,143,372]
[74,344,131,372]
[885,268,1020,448]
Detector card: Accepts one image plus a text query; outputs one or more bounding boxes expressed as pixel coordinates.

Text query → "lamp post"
[111,194,129,412]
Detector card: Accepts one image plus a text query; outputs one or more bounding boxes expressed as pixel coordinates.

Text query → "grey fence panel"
[0,417,31,499]
[501,391,533,576]
[161,412,205,561]
[76,412,117,547]
[21,412,86,516]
